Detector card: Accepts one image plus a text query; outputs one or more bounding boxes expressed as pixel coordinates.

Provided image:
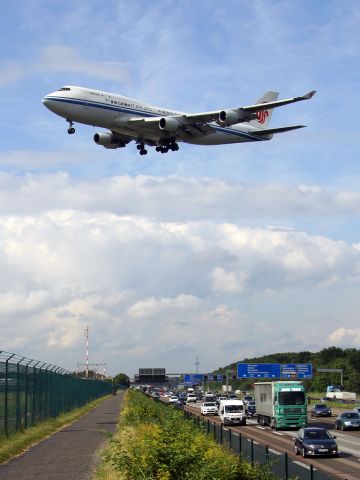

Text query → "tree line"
[217,346,360,393]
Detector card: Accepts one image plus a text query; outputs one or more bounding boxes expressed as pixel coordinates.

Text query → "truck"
[254,381,307,430]
[326,391,356,402]
[218,399,247,426]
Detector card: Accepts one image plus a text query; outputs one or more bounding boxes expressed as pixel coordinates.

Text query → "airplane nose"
[42,97,50,108]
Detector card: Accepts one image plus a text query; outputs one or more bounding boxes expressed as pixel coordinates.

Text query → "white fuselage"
[42,86,267,146]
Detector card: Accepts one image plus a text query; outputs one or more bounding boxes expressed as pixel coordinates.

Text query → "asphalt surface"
[0,392,124,480]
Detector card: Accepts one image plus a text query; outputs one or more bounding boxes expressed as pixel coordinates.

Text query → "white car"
[201,402,218,416]
[169,396,179,404]
[186,394,197,404]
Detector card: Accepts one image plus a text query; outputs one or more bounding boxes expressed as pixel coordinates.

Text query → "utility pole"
[195,355,200,374]
[84,326,89,379]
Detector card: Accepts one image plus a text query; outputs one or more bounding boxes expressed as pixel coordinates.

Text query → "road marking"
[268,448,281,455]
[273,431,284,435]
[293,461,316,470]
[256,426,266,430]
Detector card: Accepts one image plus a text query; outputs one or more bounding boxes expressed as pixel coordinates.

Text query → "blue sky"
[1,1,360,376]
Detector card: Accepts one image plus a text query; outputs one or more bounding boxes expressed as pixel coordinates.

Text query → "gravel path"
[0,392,124,480]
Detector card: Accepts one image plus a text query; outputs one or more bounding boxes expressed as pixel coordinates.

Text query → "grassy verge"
[94,392,275,480]
[0,394,111,464]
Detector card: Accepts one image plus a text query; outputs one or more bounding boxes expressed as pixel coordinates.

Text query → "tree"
[113,372,130,387]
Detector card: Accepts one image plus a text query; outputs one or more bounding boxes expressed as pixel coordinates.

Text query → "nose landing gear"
[67,119,75,134]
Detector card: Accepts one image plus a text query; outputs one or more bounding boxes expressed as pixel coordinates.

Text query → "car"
[185,393,197,404]
[201,402,218,416]
[353,406,360,415]
[169,395,179,404]
[335,412,360,430]
[295,427,338,457]
[216,396,228,407]
[243,395,254,404]
[227,394,237,400]
[310,404,332,417]
[174,399,185,410]
[246,400,256,417]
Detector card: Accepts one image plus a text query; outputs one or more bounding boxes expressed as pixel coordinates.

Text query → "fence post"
[24,359,32,429]
[31,361,40,426]
[220,424,223,444]
[310,464,314,480]
[229,428,232,449]
[207,419,210,434]
[4,353,15,437]
[265,444,269,464]
[213,420,216,440]
[251,438,254,467]
[15,356,25,432]
[238,432,242,459]
[284,452,288,480]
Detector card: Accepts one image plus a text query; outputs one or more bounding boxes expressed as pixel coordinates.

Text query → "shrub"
[104,391,275,480]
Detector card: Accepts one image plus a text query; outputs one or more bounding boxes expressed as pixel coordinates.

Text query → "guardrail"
[183,410,340,480]
[0,350,112,438]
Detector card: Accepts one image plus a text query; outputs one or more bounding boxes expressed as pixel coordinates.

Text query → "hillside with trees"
[216,347,360,393]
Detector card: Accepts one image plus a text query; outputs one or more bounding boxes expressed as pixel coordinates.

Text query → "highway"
[184,401,360,480]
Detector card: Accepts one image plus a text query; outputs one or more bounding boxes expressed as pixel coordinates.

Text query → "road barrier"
[183,410,340,480]
[0,350,112,438]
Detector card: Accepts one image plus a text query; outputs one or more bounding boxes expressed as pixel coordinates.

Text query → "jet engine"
[93,132,126,149]
[159,117,181,132]
[218,109,247,126]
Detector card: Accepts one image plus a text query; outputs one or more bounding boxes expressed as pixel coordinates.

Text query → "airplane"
[42,86,316,155]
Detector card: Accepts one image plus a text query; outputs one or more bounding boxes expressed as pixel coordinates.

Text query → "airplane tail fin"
[249,91,279,129]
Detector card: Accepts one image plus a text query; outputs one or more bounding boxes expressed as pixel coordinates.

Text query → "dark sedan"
[295,427,338,457]
[335,412,360,430]
[310,404,332,417]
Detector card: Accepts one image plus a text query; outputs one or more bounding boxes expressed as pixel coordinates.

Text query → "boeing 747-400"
[42,86,316,155]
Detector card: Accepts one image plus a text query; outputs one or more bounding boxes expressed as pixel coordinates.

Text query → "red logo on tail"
[256,110,268,124]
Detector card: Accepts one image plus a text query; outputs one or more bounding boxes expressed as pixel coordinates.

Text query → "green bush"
[104,391,275,480]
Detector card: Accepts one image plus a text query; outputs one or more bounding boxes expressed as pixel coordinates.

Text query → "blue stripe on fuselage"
[43,95,265,142]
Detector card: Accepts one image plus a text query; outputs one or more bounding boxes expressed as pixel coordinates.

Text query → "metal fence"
[0,350,112,438]
[183,410,338,480]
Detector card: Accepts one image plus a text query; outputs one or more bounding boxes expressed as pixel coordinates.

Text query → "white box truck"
[218,399,247,426]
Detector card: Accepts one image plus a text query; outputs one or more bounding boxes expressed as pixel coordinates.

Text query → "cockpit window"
[59,87,71,91]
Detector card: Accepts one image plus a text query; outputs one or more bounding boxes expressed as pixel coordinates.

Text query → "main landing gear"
[155,139,179,154]
[67,119,75,134]
[136,142,148,155]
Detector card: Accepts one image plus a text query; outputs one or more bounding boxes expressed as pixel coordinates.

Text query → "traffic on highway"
[141,385,360,480]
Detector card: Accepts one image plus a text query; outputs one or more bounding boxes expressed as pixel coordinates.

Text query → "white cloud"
[0,196,359,373]
[328,327,360,348]
[212,267,248,294]
[0,45,129,87]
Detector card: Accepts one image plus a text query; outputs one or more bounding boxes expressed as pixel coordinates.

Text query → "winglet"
[303,90,316,100]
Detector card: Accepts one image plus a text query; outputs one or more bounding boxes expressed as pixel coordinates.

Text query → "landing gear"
[156,138,179,154]
[67,119,75,134]
[137,142,147,155]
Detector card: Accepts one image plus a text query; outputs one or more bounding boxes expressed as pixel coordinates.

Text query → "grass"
[0,395,111,464]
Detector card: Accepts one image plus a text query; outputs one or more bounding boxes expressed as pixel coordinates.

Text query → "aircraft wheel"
[67,128,75,134]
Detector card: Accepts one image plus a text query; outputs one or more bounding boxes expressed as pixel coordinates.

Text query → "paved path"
[0,392,124,480]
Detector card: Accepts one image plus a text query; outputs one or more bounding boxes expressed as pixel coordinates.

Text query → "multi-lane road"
[184,401,360,480]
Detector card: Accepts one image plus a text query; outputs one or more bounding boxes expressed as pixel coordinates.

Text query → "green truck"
[254,381,307,430]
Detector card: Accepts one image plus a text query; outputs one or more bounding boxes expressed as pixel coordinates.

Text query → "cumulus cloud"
[328,328,360,348]
[0,201,359,373]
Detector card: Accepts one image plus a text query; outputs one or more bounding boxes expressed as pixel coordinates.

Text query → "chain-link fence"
[0,350,112,438]
[184,410,339,480]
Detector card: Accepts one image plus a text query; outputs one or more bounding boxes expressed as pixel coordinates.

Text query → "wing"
[124,90,316,133]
